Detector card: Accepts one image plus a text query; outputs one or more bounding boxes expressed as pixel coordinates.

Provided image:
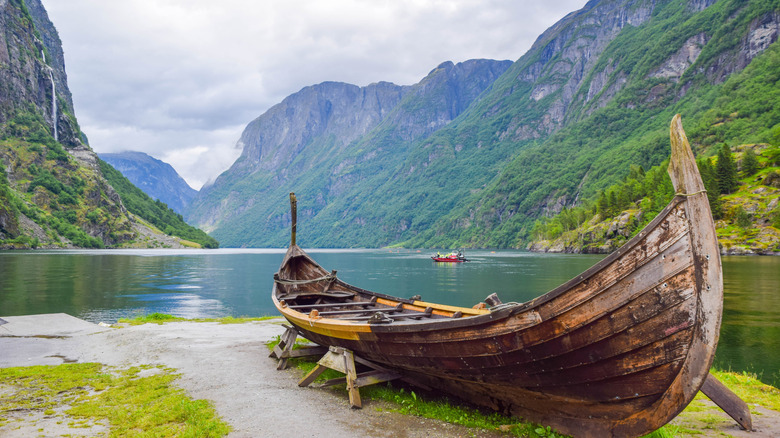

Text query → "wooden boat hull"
[272,115,722,438]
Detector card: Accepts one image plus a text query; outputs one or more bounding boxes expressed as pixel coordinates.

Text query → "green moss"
[118,313,279,325]
[0,364,230,437]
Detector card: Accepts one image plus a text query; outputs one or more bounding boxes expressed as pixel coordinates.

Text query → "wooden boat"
[272,115,723,438]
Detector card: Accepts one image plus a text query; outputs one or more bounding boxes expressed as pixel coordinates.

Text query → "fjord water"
[1,249,778,386]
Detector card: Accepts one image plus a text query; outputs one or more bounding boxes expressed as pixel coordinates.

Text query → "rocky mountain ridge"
[405,0,780,248]
[186,58,513,243]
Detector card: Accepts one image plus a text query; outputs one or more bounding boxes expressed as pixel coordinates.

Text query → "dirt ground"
[1,314,778,437]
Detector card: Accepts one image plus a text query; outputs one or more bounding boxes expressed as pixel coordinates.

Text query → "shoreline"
[2,314,779,437]
[2,245,778,256]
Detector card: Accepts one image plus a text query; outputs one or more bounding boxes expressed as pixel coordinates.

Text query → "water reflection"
[1,249,778,386]
[713,256,780,387]
[0,249,285,322]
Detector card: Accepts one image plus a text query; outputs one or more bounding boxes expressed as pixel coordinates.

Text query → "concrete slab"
[0,313,109,338]
[0,313,112,367]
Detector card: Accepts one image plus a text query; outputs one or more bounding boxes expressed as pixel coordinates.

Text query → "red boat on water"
[431,251,468,262]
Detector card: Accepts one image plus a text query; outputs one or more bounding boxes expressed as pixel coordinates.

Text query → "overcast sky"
[42,0,588,190]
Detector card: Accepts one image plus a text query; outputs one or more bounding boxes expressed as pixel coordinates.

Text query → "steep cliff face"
[187,59,512,244]
[0,0,201,249]
[0,0,79,146]
[99,152,197,215]
[496,0,657,138]
[235,81,409,178]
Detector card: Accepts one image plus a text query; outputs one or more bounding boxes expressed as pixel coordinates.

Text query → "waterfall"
[49,69,57,142]
[42,49,58,142]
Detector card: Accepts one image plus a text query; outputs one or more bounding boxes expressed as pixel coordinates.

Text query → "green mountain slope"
[0,0,216,249]
[405,0,780,248]
[528,142,780,254]
[98,159,218,248]
[188,60,513,247]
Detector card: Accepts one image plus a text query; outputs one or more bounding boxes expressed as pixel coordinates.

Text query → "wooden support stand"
[298,346,401,409]
[701,373,753,431]
[269,325,328,370]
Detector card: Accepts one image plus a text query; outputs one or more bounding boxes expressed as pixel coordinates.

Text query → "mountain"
[99,151,196,215]
[413,0,780,248]
[191,0,779,249]
[187,59,513,246]
[0,0,215,249]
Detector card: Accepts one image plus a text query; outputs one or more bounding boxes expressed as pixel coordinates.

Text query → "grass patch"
[708,369,780,412]
[118,313,186,325]
[0,363,230,437]
[118,313,280,325]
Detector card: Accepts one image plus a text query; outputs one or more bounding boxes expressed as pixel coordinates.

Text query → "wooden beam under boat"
[272,115,724,438]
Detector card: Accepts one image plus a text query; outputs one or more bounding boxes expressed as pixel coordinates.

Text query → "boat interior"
[274,266,491,324]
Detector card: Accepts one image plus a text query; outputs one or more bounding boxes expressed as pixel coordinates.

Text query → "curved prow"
[290,192,297,246]
[668,114,706,195]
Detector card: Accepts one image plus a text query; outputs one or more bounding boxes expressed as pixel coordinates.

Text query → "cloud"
[42,0,587,190]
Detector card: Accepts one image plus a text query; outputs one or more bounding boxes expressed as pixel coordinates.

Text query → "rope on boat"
[675,189,708,197]
[273,271,337,285]
[489,302,520,312]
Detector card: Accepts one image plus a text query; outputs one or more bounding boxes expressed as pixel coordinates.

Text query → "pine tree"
[741,148,759,176]
[697,157,723,219]
[716,144,739,194]
[596,191,609,217]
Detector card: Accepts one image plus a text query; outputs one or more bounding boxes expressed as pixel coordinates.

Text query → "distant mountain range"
[99,152,196,215]
[184,0,780,248]
[185,59,513,246]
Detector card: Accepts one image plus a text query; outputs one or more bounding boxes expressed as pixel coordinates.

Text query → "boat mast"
[289,192,297,246]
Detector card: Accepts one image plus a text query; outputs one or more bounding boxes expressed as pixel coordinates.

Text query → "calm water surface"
[1,249,778,385]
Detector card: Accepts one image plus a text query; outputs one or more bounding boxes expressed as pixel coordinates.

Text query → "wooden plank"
[278,291,356,300]
[298,364,327,387]
[316,364,400,389]
[355,370,401,388]
[318,349,349,374]
[317,307,398,316]
[701,373,753,431]
[286,346,329,358]
[271,325,301,369]
[288,302,373,309]
[348,312,437,321]
[343,349,361,408]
